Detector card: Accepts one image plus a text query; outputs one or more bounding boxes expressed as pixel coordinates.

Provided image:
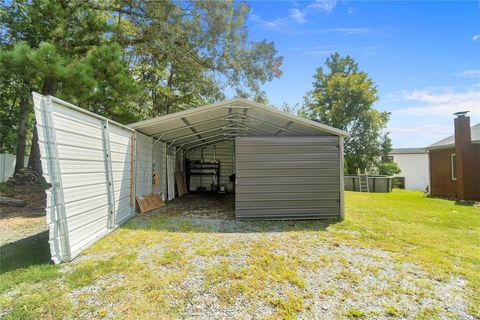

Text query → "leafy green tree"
[1,0,282,177]
[380,133,393,156]
[0,43,39,172]
[0,0,138,174]
[377,162,401,176]
[278,102,300,115]
[109,0,282,115]
[303,53,390,173]
[376,132,401,176]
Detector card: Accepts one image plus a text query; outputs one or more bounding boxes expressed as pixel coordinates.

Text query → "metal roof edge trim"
[127,98,237,129]
[128,98,349,137]
[426,143,455,151]
[238,99,349,137]
[32,92,135,132]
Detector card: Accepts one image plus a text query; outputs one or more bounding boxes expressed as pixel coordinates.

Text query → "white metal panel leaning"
[33,92,136,263]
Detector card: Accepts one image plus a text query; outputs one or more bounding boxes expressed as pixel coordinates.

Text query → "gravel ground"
[2,193,476,319]
[64,193,475,319]
[128,220,473,319]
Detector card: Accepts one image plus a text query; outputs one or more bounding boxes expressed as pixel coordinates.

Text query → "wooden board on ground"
[175,171,188,196]
[0,197,26,207]
[136,193,165,213]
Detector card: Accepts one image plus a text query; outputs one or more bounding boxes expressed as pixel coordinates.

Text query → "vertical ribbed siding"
[152,141,166,200]
[188,142,234,192]
[109,125,136,224]
[167,150,176,200]
[33,94,135,263]
[235,136,341,220]
[135,133,153,197]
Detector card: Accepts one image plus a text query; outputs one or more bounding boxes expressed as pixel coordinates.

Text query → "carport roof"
[129,98,348,151]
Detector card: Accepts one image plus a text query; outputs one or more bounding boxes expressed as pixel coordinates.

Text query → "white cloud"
[308,0,337,12]
[388,124,454,147]
[458,70,480,78]
[318,27,371,35]
[290,8,306,23]
[301,44,380,56]
[292,27,373,36]
[394,89,480,117]
[250,14,287,28]
[472,35,480,41]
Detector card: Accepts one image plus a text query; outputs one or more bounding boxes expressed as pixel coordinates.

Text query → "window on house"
[451,154,457,181]
[381,155,394,163]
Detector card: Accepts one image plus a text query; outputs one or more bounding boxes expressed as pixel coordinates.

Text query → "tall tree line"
[0,0,282,175]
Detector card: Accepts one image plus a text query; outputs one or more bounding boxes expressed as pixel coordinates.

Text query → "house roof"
[389,148,427,154]
[428,123,480,150]
[129,98,348,151]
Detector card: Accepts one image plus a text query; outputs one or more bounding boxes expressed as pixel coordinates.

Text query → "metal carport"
[129,98,348,220]
[33,94,347,263]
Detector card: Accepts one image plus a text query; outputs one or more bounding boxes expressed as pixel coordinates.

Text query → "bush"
[377,162,401,176]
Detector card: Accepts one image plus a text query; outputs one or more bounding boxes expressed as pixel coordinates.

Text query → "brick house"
[427,113,480,201]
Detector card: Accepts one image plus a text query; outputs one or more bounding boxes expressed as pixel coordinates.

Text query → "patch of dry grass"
[1,190,478,319]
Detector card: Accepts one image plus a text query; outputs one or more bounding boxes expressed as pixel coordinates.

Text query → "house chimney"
[453,111,471,199]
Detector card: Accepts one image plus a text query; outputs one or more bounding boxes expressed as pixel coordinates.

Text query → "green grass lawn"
[0,190,479,319]
[341,190,480,315]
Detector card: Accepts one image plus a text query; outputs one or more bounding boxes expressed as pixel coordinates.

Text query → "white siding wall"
[390,153,429,191]
[33,93,136,263]
[152,141,167,200]
[109,125,136,224]
[135,133,153,197]
[166,150,176,200]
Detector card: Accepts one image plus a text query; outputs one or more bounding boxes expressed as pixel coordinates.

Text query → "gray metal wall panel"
[235,136,340,220]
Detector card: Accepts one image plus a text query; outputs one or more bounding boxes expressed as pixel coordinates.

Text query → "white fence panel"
[0,154,29,182]
[33,93,135,263]
[135,133,153,197]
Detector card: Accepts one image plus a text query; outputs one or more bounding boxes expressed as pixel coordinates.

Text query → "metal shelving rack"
[186,160,220,192]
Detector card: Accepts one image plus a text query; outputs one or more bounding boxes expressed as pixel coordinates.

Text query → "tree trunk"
[28,121,43,175]
[14,96,30,174]
[28,78,56,175]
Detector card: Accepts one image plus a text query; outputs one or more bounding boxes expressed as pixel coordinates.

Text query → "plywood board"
[175,171,188,196]
[136,193,165,213]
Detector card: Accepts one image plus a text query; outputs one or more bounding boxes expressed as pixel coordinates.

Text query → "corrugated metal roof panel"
[129,99,348,151]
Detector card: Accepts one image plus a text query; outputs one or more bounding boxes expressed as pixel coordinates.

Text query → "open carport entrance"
[130,98,347,220]
[33,94,347,263]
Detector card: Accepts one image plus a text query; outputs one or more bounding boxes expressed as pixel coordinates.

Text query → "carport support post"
[102,120,116,228]
[339,136,345,220]
[41,95,71,262]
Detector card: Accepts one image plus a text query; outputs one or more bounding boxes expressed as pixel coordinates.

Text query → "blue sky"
[244,0,480,147]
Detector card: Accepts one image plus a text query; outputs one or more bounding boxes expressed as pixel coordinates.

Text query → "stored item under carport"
[136,194,165,213]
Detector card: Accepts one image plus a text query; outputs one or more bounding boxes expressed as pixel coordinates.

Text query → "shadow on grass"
[0,231,51,273]
[454,200,476,207]
[128,193,340,233]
